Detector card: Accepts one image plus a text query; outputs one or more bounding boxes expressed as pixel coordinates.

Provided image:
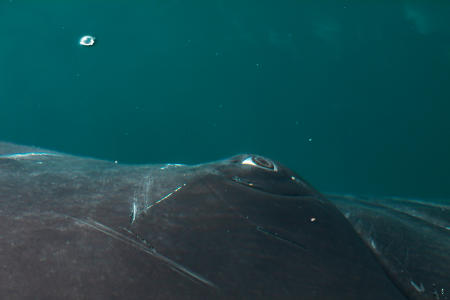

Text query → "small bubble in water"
[308,138,313,142]
[79,35,95,47]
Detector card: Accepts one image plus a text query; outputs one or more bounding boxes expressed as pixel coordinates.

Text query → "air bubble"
[79,35,95,47]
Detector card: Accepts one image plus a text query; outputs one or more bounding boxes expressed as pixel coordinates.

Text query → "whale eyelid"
[241,156,278,172]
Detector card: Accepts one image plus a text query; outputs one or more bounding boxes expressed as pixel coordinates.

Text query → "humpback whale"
[0,142,448,299]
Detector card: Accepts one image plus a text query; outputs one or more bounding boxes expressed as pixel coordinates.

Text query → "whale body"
[0,142,448,299]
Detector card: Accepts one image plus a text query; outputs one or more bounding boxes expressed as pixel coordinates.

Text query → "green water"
[1,1,449,198]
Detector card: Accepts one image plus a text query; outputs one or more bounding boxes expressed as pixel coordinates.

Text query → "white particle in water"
[79,35,95,47]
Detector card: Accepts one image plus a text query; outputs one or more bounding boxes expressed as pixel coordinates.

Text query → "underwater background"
[1,0,449,199]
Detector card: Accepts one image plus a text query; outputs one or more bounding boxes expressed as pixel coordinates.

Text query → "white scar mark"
[129,178,186,224]
[410,280,425,293]
[144,184,186,211]
[130,202,138,224]
[369,238,377,251]
[0,152,59,159]
[159,163,185,170]
[70,216,217,289]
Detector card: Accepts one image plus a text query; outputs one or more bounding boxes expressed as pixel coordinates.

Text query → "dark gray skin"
[0,142,447,299]
[327,194,449,300]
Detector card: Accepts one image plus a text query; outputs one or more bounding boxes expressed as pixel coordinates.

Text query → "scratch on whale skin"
[66,215,217,289]
[130,202,138,224]
[410,280,425,293]
[0,152,59,159]
[144,184,187,211]
[129,182,186,225]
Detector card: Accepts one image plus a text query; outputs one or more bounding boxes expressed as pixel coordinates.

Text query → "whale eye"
[241,156,278,172]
